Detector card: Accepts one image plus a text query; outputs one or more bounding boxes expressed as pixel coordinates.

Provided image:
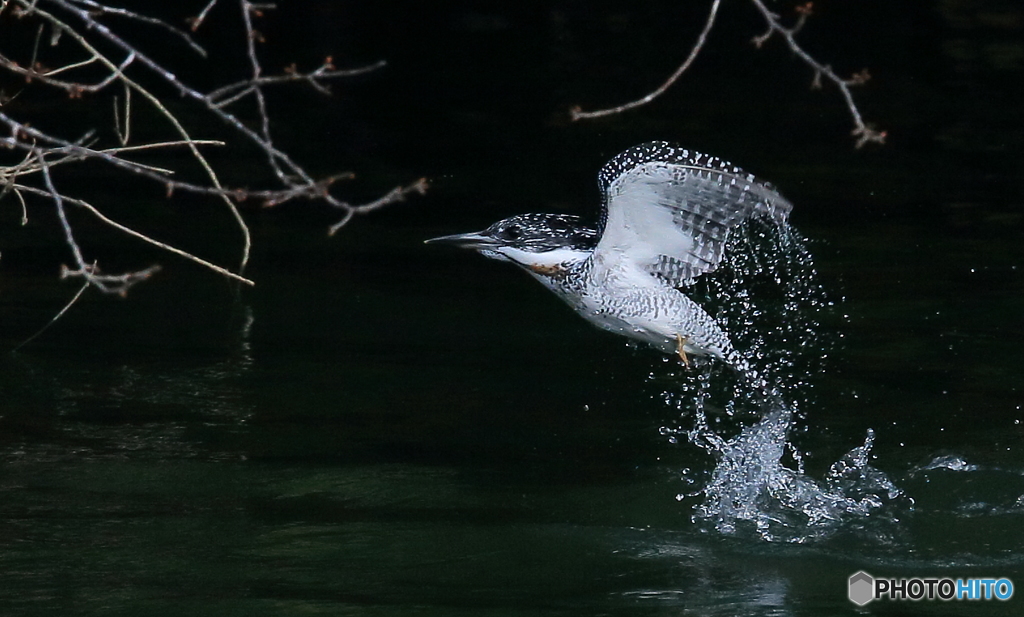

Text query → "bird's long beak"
[424,231,496,249]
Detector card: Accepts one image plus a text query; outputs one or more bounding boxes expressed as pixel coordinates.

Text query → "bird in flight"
[426,141,793,377]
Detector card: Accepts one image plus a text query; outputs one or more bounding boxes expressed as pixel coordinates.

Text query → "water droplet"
[655,220,905,542]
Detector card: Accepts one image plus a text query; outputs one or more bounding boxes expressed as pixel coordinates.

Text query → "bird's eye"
[503,224,522,239]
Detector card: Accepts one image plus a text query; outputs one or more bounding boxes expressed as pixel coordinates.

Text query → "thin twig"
[1,114,226,183]
[571,0,721,121]
[11,278,89,352]
[208,59,386,108]
[34,147,86,273]
[31,147,165,294]
[1,0,425,308]
[12,1,252,275]
[1,112,344,203]
[328,178,429,236]
[12,183,255,286]
[68,0,208,57]
[239,0,280,183]
[187,0,221,32]
[748,0,885,147]
[113,81,130,145]
[569,0,885,147]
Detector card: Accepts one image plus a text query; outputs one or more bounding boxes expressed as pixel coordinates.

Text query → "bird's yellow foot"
[675,333,690,367]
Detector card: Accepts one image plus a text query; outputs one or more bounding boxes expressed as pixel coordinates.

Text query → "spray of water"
[659,218,905,542]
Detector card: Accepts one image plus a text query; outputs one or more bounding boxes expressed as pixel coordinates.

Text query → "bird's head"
[426,213,597,276]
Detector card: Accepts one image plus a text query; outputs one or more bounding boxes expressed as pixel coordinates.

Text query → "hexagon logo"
[849,571,875,606]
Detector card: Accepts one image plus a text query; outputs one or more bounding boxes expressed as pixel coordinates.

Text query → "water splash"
[659,218,906,542]
[685,407,903,542]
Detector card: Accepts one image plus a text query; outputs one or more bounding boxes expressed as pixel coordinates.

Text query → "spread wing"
[593,141,793,286]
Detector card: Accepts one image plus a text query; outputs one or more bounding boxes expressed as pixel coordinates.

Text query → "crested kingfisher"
[426,141,793,377]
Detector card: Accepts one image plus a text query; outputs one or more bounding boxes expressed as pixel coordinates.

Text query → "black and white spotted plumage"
[595,141,792,288]
[426,142,793,375]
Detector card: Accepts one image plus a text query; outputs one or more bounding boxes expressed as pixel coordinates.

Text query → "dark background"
[2,1,1023,615]
[5,0,1021,241]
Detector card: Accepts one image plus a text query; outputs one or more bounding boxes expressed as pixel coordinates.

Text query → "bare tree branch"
[68,0,209,57]
[571,0,721,121]
[0,0,425,308]
[11,182,255,287]
[31,145,165,295]
[748,0,886,148]
[208,59,387,108]
[328,178,430,237]
[570,0,886,148]
[11,278,89,352]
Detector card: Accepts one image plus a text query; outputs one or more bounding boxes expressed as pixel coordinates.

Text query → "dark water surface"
[3,1,1024,615]
[2,214,1022,616]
